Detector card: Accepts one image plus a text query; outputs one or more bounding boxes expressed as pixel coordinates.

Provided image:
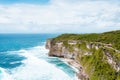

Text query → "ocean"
[0,34,77,80]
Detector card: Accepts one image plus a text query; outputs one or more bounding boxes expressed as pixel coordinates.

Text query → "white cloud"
[0,0,120,33]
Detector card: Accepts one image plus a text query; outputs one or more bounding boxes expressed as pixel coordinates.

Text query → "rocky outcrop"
[46,40,78,59]
[46,39,120,80]
[46,40,89,79]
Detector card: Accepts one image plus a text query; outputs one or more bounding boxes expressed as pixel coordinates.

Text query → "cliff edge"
[46,30,120,80]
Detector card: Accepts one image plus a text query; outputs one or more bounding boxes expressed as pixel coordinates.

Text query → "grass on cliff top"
[78,48,120,80]
[53,30,120,50]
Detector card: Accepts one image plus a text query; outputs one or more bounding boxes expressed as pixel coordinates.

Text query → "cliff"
[46,30,120,80]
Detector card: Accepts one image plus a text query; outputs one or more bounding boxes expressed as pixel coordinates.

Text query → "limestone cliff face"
[46,39,120,80]
[46,40,79,59]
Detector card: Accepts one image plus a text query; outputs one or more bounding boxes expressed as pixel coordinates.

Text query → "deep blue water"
[0,34,77,80]
[0,34,56,52]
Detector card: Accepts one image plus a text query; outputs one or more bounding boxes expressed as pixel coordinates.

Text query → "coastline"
[60,58,88,80]
[46,39,89,80]
[46,30,120,80]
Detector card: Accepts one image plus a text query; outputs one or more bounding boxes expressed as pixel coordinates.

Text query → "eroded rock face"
[46,39,120,80]
[46,39,51,49]
[46,40,77,59]
[46,39,120,65]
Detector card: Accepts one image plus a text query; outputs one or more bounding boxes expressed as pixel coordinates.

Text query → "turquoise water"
[0,34,77,80]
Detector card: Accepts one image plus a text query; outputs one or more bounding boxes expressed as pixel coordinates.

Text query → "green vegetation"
[52,30,120,80]
[105,48,120,64]
[63,41,74,52]
[76,42,89,50]
[53,30,120,50]
[79,48,117,80]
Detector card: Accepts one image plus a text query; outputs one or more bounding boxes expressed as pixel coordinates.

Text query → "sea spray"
[0,34,77,80]
[0,67,13,80]
[8,46,76,80]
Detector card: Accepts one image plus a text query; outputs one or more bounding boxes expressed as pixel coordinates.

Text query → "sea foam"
[0,67,13,80]
[6,46,77,80]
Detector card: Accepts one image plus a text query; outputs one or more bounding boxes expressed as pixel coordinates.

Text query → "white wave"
[8,45,76,80]
[10,61,21,65]
[0,45,77,80]
[0,67,13,80]
[18,46,49,58]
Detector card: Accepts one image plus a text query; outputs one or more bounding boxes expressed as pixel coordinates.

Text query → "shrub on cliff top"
[53,30,120,51]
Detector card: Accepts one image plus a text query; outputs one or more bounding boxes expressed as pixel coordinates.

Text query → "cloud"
[0,0,120,33]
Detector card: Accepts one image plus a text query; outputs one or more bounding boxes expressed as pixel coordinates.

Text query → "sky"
[0,0,120,33]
